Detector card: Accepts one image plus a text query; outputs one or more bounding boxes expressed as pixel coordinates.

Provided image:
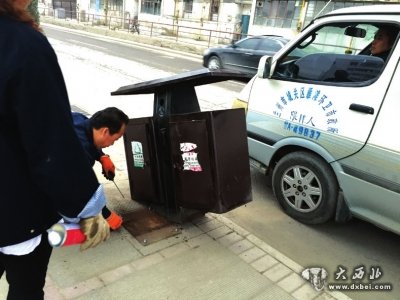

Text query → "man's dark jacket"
[72,112,103,166]
[0,16,99,247]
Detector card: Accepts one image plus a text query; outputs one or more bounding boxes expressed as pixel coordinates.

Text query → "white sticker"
[180,143,202,172]
[131,141,144,168]
[180,142,197,152]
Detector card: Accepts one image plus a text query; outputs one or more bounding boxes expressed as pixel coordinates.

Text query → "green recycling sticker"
[131,141,144,168]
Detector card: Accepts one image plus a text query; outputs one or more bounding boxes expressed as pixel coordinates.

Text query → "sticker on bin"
[180,143,202,172]
[131,141,144,168]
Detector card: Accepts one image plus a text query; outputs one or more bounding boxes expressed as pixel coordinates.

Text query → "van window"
[274,23,398,84]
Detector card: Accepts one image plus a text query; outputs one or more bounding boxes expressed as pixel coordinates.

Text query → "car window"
[259,39,285,52]
[274,23,398,84]
[236,38,260,50]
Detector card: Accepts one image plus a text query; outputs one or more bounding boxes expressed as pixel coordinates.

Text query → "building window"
[209,0,219,21]
[90,0,123,11]
[184,0,193,13]
[108,0,123,10]
[254,0,299,29]
[141,0,161,15]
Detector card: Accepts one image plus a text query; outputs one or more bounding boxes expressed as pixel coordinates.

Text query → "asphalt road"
[44,24,400,300]
[43,25,200,73]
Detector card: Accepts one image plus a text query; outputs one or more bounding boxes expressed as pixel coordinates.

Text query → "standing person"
[232,21,242,43]
[0,1,110,299]
[72,107,129,230]
[370,25,398,61]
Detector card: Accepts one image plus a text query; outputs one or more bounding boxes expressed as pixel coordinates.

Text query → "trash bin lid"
[111,69,249,96]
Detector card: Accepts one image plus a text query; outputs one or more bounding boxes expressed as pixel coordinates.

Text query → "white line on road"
[67,39,108,51]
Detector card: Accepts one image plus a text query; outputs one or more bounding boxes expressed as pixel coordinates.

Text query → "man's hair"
[90,107,129,135]
[377,25,398,47]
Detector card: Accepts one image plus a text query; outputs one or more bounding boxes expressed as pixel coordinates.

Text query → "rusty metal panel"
[211,109,252,212]
[168,108,252,213]
[123,117,164,205]
[169,119,216,211]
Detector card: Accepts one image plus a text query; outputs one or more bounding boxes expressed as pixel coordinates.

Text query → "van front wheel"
[272,151,338,224]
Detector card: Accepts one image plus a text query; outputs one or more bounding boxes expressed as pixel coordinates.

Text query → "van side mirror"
[257,56,273,78]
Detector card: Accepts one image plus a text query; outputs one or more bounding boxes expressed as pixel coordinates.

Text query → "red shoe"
[106,211,123,230]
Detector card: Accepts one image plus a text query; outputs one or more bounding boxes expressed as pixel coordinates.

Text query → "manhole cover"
[122,208,181,246]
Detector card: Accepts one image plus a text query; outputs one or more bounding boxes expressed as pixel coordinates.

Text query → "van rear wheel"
[272,151,338,224]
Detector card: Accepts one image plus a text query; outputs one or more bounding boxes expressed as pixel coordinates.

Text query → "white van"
[234,5,400,235]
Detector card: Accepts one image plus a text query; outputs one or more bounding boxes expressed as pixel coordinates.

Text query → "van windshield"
[274,23,397,83]
[297,24,377,55]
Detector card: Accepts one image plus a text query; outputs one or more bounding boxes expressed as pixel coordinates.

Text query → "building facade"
[44,0,400,38]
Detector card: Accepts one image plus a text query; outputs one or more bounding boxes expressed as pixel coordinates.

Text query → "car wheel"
[207,56,221,70]
[272,151,338,224]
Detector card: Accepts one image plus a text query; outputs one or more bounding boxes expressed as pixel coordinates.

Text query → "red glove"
[100,155,115,180]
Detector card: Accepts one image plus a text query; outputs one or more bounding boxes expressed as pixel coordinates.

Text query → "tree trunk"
[104,0,109,25]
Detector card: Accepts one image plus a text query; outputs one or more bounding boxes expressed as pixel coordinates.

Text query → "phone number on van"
[283,121,321,140]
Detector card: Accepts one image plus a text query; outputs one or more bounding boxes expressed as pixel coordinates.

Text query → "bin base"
[122,207,180,246]
[141,203,206,224]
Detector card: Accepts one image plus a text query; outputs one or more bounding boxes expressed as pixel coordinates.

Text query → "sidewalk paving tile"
[159,242,191,258]
[228,239,255,255]
[48,233,142,288]
[263,263,293,283]
[197,219,224,233]
[277,272,306,293]
[251,254,279,273]
[99,264,135,284]
[211,214,250,237]
[251,284,296,300]
[75,243,274,300]
[217,231,243,247]
[131,252,165,270]
[185,233,214,248]
[207,225,233,240]
[61,277,104,299]
[291,282,321,300]
[314,293,337,300]
[239,247,266,264]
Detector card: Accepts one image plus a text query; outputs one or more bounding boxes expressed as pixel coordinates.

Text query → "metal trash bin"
[123,116,163,205]
[112,69,252,214]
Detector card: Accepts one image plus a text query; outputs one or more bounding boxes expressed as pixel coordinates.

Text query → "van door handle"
[349,104,374,115]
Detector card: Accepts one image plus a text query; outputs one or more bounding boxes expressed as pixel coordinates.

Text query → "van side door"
[337,47,400,231]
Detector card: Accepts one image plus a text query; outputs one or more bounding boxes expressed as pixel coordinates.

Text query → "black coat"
[0,16,99,247]
[72,112,104,166]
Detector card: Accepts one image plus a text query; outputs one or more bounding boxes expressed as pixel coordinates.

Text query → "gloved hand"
[79,214,110,251]
[100,155,115,181]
